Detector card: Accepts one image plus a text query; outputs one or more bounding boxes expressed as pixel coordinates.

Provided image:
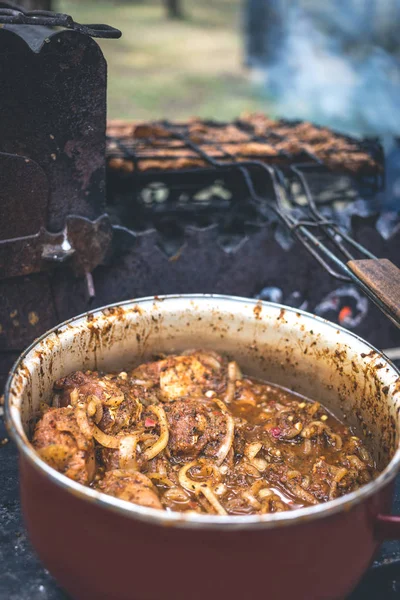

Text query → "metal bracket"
[0,215,113,281]
[0,2,121,38]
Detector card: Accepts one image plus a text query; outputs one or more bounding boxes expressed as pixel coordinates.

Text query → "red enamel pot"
[5,295,400,600]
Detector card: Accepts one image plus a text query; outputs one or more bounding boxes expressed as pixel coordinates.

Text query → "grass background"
[56,0,270,121]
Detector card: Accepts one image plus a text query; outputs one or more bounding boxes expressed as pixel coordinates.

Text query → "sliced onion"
[329,481,338,500]
[102,390,125,407]
[92,424,121,449]
[224,382,235,404]
[212,397,229,413]
[223,361,242,403]
[197,353,222,371]
[142,405,169,461]
[201,486,227,515]
[258,488,274,499]
[147,473,175,487]
[87,395,103,424]
[178,461,227,515]
[244,442,262,461]
[163,487,190,503]
[213,483,227,496]
[242,461,261,477]
[69,388,79,405]
[286,469,302,480]
[328,432,343,450]
[251,457,267,472]
[358,446,372,464]
[182,350,222,371]
[242,490,261,510]
[214,413,235,466]
[287,481,318,505]
[346,454,365,470]
[333,466,349,482]
[228,361,242,381]
[130,379,156,388]
[119,434,139,471]
[75,402,94,440]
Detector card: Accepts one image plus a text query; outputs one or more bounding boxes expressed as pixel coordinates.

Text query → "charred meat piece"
[97,470,162,510]
[130,350,226,401]
[159,351,225,400]
[32,407,95,485]
[54,371,123,408]
[164,399,226,459]
[54,371,140,435]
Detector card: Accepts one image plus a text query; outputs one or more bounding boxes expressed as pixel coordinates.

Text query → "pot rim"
[5,293,400,530]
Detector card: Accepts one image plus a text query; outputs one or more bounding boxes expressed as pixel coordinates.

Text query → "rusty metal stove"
[0,3,399,392]
[0,3,120,384]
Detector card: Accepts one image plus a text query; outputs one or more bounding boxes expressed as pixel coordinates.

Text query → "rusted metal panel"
[0,152,48,240]
[0,215,113,281]
[0,274,58,351]
[0,27,107,231]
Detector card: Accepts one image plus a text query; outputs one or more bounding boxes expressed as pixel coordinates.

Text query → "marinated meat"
[55,370,141,435]
[130,350,226,401]
[159,352,225,400]
[106,116,382,175]
[54,371,124,408]
[97,470,162,510]
[32,351,378,516]
[164,399,227,458]
[32,407,95,485]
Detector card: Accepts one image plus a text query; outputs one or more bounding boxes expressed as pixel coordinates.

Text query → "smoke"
[255,1,400,136]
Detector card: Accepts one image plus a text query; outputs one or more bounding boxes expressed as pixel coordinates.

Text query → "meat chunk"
[54,371,123,407]
[130,359,164,384]
[55,371,140,435]
[32,407,95,485]
[164,399,226,459]
[97,470,162,510]
[159,351,225,400]
[129,351,226,402]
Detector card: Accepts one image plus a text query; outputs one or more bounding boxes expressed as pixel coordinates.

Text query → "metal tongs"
[268,164,400,329]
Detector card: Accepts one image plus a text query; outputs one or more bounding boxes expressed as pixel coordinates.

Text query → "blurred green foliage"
[56,0,269,120]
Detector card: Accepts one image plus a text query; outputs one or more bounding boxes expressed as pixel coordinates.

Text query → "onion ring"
[178,461,227,515]
[75,402,94,440]
[119,434,139,471]
[92,425,121,449]
[214,413,235,466]
[87,395,103,424]
[147,473,175,487]
[142,405,169,461]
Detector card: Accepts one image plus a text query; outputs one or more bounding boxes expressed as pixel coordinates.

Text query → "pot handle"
[347,259,400,329]
[375,514,400,540]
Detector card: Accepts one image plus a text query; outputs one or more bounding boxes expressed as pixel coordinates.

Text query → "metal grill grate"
[105,117,384,234]
[106,117,384,189]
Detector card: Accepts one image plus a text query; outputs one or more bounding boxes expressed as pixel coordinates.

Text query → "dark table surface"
[1,416,400,600]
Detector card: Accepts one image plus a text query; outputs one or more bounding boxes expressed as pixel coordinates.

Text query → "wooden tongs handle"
[347,259,400,328]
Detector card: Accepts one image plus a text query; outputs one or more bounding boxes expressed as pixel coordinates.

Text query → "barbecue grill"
[0,5,400,597]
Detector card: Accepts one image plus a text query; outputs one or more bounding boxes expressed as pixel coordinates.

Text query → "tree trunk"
[165,0,183,19]
[15,0,53,10]
[243,0,286,68]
